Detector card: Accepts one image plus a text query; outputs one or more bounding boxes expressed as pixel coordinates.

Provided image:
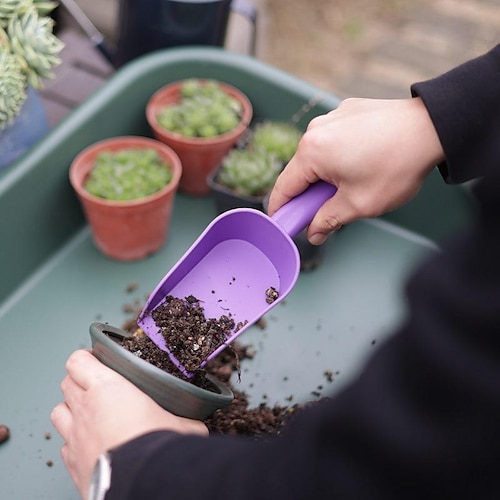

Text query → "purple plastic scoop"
[137,181,337,376]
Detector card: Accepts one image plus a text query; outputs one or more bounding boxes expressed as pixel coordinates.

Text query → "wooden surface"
[40,28,115,127]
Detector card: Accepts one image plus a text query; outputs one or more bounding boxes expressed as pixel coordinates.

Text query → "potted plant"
[252,120,303,164]
[0,0,64,171]
[208,120,302,209]
[209,147,283,212]
[209,120,327,270]
[69,136,183,261]
[146,78,253,196]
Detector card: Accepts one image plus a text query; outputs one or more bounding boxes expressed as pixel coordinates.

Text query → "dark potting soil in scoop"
[151,295,242,373]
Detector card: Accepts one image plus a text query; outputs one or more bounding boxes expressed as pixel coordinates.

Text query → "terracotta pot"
[90,322,234,419]
[146,80,253,196]
[69,136,182,261]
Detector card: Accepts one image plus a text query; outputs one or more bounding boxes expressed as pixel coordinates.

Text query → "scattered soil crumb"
[0,424,10,444]
[256,318,267,329]
[122,303,137,314]
[265,286,279,304]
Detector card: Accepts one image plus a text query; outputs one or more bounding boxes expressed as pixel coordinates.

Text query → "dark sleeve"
[106,53,500,499]
[410,44,500,184]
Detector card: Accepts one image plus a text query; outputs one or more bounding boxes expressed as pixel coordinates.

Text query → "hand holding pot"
[268,97,445,245]
[51,350,208,498]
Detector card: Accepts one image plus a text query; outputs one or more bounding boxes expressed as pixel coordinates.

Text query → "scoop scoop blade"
[138,181,337,375]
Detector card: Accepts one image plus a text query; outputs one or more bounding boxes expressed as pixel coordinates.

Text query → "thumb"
[305,190,356,245]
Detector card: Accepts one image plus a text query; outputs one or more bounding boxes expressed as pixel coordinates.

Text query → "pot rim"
[90,322,234,404]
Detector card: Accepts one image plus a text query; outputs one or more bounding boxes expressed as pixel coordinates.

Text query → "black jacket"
[107,45,500,499]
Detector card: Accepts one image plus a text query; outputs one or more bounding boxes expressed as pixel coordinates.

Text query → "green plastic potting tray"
[0,47,474,499]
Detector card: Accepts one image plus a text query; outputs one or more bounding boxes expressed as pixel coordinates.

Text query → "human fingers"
[50,400,93,497]
[60,373,87,415]
[64,348,118,391]
[267,151,322,216]
[304,110,334,130]
[67,349,208,437]
[50,401,72,444]
[268,109,344,217]
[59,443,87,499]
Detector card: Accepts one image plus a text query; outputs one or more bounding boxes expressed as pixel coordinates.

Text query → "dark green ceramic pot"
[89,322,234,419]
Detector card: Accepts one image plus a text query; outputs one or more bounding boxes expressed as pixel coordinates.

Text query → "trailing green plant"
[84,148,173,201]
[0,0,63,130]
[251,121,302,163]
[217,148,282,198]
[157,79,243,138]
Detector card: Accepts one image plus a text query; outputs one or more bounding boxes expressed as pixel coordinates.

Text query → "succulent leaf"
[84,148,173,201]
[252,122,302,163]
[0,1,62,128]
[218,149,283,197]
[0,0,31,28]
[157,79,243,138]
[7,7,64,88]
[33,0,59,16]
[0,44,27,129]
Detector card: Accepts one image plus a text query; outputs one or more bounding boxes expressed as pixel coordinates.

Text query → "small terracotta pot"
[146,80,253,196]
[69,136,182,261]
[90,322,234,419]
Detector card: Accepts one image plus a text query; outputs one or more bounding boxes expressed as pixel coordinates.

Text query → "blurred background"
[68,0,499,99]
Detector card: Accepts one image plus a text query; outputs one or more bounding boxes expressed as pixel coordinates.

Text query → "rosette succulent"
[216,121,302,198]
[0,0,63,130]
[157,79,243,138]
[0,47,25,126]
[217,148,283,198]
[252,121,302,163]
[84,148,174,201]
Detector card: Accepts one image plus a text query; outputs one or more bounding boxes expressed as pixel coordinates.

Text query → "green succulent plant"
[217,148,283,198]
[0,46,26,125]
[0,0,63,130]
[0,0,58,25]
[252,121,302,163]
[157,79,243,138]
[84,148,173,202]
[216,121,302,198]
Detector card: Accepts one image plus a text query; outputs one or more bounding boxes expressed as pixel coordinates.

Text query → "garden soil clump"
[151,294,239,373]
[121,295,312,438]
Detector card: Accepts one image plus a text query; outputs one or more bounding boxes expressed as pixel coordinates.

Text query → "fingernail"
[309,233,328,245]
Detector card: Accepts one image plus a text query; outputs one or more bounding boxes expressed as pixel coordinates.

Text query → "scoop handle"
[271,181,337,238]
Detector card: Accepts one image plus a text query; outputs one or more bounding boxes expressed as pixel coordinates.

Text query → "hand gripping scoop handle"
[137,181,337,376]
